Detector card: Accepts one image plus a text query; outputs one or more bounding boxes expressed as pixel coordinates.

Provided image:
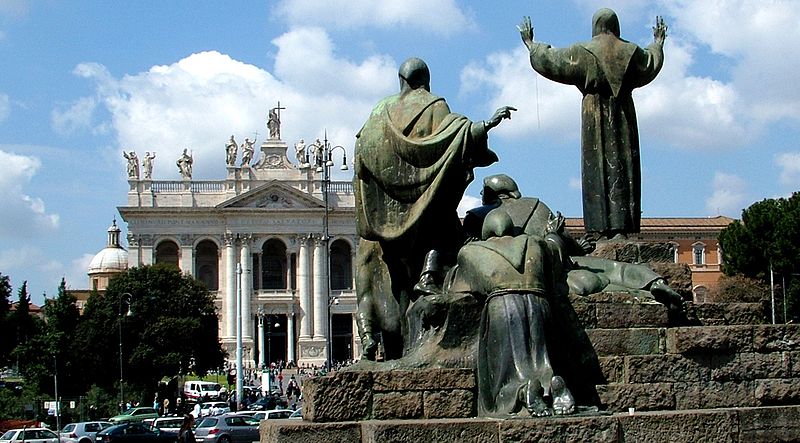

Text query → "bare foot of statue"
[361,334,378,361]
[521,380,551,417]
[551,376,575,415]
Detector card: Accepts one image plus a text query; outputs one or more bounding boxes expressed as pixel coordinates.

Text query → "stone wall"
[301,369,475,422]
[262,405,800,442]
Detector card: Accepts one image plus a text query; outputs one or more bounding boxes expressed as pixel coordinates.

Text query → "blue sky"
[1,0,799,304]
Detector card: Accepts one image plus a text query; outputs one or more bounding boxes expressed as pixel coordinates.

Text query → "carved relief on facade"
[254,192,293,208]
[139,234,156,246]
[301,344,324,358]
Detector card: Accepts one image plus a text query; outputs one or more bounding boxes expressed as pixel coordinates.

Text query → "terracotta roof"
[565,216,735,232]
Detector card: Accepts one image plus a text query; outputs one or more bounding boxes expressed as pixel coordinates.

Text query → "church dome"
[88,219,129,274]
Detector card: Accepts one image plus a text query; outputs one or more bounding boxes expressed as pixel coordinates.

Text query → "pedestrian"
[178,415,196,443]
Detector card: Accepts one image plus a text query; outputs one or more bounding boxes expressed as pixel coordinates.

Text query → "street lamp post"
[301,134,348,371]
[235,262,243,411]
[118,292,133,412]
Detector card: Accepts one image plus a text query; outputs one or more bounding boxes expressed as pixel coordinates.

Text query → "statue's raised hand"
[653,15,667,46]
[518,16,535,51]
[486,106,517,130]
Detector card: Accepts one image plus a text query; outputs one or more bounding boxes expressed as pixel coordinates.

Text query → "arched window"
[329,239,352,290]
[155,240,179,268]
[692,242,706,265]
[195,240,219,291]
[261,239,287,289]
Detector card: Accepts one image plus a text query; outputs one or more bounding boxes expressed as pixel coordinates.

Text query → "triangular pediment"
[217,181,324,209]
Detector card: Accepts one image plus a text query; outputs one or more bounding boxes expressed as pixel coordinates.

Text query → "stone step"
[261,405,800,443]
[693,302,766,325]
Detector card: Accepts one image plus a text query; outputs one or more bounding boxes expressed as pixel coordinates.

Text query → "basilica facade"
[118,136,358,369]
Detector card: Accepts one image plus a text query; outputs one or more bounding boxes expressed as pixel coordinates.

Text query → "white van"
[183,381,222,401]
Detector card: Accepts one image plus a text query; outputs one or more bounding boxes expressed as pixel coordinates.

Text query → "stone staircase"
[574,295,800,412]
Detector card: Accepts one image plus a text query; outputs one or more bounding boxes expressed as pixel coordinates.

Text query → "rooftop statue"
[142,151,155,179]
[353,57,515,361]
[268,108,280,139]
[176,148,193,180]
[240,137,255,166]
[225,135,238,166]
[519,10,667,239]
[123,150,139,179]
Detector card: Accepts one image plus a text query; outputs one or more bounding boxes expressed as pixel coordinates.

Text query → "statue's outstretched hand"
[486,106,517,130]
[653,15,667,46]
[577,234,596,254]
[518,16,535,51]
[546,211,566,234]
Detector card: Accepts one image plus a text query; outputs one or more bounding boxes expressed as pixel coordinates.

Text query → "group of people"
[353,7,671,419]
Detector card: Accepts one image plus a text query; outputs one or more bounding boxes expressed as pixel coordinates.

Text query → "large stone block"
[422,389,474,419]
[590,240,675,263]
[625,354,709,383]
[361,419,498,443]
[753,324,800,352]
[372,369,474,391]
[595,382,675,412]
[755,378,800,405]
[373,392,422,420]
[302,371,373,422]
[666,325,753,354]
[587,328,664,356]
[500,415,618,443]
[260,420,362,443]
[595,302,669,328]
[737,405,800,442]
[598,357,624,384]
[617,409,739,443]
[709,352,788,382]
[673,381,757,409]
[694,303,766,325]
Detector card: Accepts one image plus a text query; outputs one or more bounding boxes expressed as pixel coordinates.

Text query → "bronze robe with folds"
[354,87,497,358]
[447,235,559,417]
[527,12,664,235]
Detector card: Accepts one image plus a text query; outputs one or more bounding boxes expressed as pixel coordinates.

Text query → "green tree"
[10,282,47,390]
[719,193,800,321]
[74,264,225,402]
[43,279,82,396]
[0,272,12,366]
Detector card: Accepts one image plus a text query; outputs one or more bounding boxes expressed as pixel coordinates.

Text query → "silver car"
[1,428,59,443]
[61,422,114,443]
[194,413,260,443]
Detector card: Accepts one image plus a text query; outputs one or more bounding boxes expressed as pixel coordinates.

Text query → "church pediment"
[217,181,323,209]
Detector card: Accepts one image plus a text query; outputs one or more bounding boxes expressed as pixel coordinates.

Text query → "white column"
[224,233,236,339]
[287,311,296,363]
[257,314,265,368]
[298,236,312,338]
[180,243,193,275]
[241,235,253,341]
[313,236,328,338]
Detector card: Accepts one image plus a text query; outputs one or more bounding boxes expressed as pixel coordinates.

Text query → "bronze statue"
[519,10,667,239]
[353,57,515,361]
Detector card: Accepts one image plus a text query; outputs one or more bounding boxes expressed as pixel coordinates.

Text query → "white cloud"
[0,0,28,19]
[0,93,9,121]
[75,30,398,181]
[64,253,95,290]
[662,0,800,124]
[568,176,581,190]
[458,194,482,217]
[775,152,800,187]
[0,150,60,238]
[51,97,97,135]
[274,0,475,35]
[705,171,747,216]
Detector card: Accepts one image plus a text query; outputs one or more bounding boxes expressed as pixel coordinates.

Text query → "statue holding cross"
[267,101,286,139]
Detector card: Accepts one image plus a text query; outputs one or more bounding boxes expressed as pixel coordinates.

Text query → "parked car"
[61,422,114,443]
[194,413,260,443]
[94,422,176,443]
[288,409,302,420]
[147,417,184,435]
[245,393,287,411]
[234,409,293,420]
[199,401,230,417]
[184,381,222,402]
[1,428,59,443]
[108,407,160,423]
